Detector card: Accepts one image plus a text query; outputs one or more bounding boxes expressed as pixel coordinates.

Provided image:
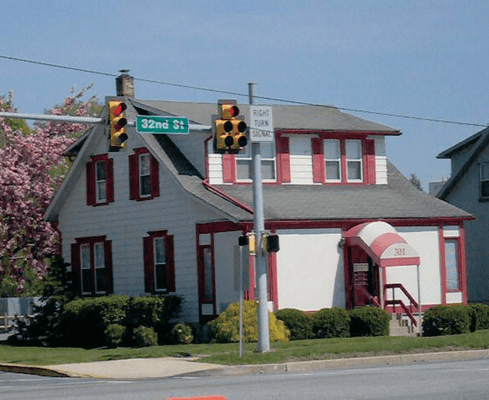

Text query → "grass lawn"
[1,330,489,366]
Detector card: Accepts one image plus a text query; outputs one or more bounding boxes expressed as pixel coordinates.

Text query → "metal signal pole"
[249,82,270,353]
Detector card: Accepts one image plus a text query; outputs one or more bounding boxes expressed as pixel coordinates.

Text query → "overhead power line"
[1,54,487,128]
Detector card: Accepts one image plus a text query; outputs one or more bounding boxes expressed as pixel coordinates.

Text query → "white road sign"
[249,106,274,142]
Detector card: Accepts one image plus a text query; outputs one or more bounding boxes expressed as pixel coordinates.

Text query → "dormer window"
[324,139,341,182]
[322,138,367,184]
[236,142,276,182]
[346,139,363,182]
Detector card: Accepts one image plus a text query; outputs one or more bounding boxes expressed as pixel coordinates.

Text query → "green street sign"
[136,116,189,134]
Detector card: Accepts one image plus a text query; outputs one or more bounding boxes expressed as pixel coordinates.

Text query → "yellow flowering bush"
[208,300,290,343]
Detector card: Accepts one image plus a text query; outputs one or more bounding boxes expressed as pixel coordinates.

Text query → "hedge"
[275,308,314,340]
[423,305,471,336]
[311,307,350,338]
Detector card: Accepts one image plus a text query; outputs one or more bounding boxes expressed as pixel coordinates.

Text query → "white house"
[45,77,472,328]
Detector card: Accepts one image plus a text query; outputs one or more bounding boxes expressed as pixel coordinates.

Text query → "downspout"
[203,135,255,215]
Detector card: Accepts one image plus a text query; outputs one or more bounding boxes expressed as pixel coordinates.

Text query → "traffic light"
[109,101,128,148]
[214,101,248,152]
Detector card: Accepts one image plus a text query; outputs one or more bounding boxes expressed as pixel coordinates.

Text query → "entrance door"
[350,247,379,307]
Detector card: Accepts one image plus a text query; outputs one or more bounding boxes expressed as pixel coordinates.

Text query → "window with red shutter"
[86,154,114,206]
[129,148,160,201]
[143,231,175,293]
[71,236,113,296]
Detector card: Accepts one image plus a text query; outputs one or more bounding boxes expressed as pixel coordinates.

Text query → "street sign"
[249,106,274,142]
[136,116,189,134]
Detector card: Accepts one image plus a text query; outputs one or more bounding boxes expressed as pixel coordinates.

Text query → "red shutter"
[143,236,154,293]
[104,240,113,294]
[364,139,376,184]
[106,158,115,203]
[166,235,176,292]
[129,153,139,200]
[71,242,81,295]
[222,154,235,183]
[86,159,96,206]
[277,136,290,183]
[150,154,160,198]
[312,138,324,183]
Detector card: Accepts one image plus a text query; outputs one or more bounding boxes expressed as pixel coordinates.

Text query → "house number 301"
[394,248,406,256]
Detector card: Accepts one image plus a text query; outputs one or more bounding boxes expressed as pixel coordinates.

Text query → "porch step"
[389,314,422,337]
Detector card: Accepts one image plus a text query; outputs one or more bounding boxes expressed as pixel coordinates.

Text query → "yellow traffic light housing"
[109,101,128,148]
[214,101,248,152]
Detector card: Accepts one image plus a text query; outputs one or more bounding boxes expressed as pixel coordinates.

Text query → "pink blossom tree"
[0,85,100,295]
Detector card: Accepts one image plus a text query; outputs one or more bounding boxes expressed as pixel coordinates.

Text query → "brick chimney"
[116,70,135,97]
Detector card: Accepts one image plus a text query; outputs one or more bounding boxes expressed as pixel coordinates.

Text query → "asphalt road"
[1,358,489,400]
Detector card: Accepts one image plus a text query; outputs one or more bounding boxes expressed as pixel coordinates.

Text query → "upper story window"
[346,139,363,182]
[236,142,276,182]
[480,162,489,200]
[139,153,152,197]
[129,148,160,201]
[72,236,113,296]
[86,154,114,206]
[324,139,342,182]
[322,138,368,184]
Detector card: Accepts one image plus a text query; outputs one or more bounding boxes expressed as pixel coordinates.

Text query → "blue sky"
[2,1,489,190]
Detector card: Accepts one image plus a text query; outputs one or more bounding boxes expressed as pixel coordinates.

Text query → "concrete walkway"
[1,349,489,380]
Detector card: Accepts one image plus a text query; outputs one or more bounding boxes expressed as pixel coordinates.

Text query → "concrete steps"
[389,313,422,337]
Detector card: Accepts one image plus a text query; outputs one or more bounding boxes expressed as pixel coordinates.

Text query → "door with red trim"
[350,247,379,307]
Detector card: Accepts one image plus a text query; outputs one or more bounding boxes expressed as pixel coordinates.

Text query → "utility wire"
[1,54,487,128]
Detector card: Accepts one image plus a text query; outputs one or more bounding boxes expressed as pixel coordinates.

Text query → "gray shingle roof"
[211,161,471,221]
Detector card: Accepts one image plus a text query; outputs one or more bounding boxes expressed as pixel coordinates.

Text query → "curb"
[2,349,489,379]
[0,363,72,378]
[217,349,489,376]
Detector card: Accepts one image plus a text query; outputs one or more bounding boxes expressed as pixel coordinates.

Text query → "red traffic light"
[113,102,127,116]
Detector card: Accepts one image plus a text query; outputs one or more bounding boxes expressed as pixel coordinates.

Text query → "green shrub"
[350,306,390,337]
[311,308,350,338]
[423,305,471,336]
[132,326,158,347]
[105,324,126,348]
[275,308,314,340]
[469,303,489,332]
[208,301,290,343]
[124,295,182,345]
[171,323,194,344]
[60,295,129,347]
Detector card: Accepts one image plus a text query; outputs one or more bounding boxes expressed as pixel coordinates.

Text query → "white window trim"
[346,139,364,183]
[324,139,342,183]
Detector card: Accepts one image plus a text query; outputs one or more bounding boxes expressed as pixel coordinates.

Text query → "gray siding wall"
[445,146,489,303]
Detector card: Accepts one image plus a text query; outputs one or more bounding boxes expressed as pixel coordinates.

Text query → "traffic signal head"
[109,101,128,148]
[214,101,248,152]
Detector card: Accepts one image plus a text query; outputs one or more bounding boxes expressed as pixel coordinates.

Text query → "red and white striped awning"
[345,221,420,267]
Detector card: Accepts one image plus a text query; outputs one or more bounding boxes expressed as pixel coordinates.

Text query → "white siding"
[289,136,314,184]
[386,226,442,306]
[276,228,345,311]
[371,135,388,185]
[58,132,223,323]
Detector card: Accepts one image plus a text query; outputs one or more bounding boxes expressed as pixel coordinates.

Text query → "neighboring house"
[45,78,472,327]
[437,127,489,303]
